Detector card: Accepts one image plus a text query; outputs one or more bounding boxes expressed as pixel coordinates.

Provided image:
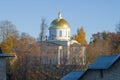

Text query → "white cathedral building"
[41,12,86,65]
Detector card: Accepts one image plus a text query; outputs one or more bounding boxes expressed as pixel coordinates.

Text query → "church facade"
[41,12,86,65]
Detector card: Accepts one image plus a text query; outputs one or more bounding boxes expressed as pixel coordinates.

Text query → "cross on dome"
[58,11,62,19]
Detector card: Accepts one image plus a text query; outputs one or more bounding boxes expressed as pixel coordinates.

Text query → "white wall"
[49,28,70,41]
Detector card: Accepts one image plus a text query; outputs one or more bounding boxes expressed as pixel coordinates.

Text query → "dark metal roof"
[0,53,14,57]
[61,53,120,80]
[89,54,120,69]
[61,71,84,80]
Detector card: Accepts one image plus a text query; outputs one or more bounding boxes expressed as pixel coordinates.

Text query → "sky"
[0,0,120,42]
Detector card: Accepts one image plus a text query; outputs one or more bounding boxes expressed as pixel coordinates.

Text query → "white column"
[67,46,70,64]
[81,46,86,65]
[58,47,61,65]
[58,46,63,65]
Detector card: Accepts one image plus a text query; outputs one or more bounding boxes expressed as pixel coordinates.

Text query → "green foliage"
[102,32,107,40]
[93,38,97,43]
[86,32,120,64]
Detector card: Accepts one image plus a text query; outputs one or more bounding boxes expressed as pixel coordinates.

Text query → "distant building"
[40,11,86,65]
[0,50,14,80]
[61,53,120,80]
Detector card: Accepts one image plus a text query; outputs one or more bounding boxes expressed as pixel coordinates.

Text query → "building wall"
[103,59,120,80]
[41,41,86,65]
[43,45,59,65]
[81,59,120,80]
[81,70,101,80]
[49,28,70,40]
[0,58,6,80]
[69,46,86,65]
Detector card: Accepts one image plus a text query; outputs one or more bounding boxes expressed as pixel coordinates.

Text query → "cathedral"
[41,12,86,65]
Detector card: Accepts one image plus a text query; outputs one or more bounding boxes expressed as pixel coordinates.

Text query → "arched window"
[60,30,62,37]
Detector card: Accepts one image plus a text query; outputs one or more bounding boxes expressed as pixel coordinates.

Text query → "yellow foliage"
[0,37,13,53]
[76,27,87,44]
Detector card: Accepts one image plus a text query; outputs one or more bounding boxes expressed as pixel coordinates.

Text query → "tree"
[39,18,47,42]
[112,22,120,53]
[11,33,40,80]
[0,20,19,80]
[0,20,18,42]
[76,27,87,44]
[116,22,120,34]
[0,20,18,53]
[0,37,13,53]
[86,32,118,64]
[102,31,107,40]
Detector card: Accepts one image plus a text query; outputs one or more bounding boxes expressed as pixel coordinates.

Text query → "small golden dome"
[49,18,70,29]
[49,11,70,29]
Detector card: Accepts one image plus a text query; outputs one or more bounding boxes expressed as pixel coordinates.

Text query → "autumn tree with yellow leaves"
[72,27,87,45]
[0,37,13,53]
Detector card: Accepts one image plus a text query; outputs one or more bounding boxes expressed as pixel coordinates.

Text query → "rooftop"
[61,53,120,80]
[0,53,14,57]
[89,54,120,69]
[61,71,84,80]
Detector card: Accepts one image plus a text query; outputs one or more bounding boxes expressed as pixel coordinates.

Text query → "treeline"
[86,32,120,64]
[0,20,69,80]
[1,20,120,80]
[71,24,120,64]
[88,27,120,64]
[0,20,42,80]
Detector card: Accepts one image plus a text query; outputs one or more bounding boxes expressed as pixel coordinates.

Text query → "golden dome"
[49,11,70,29]
[49,18,70,29]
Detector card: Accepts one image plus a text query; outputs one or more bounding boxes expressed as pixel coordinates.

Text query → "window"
[66,30,67,37]
[68,31,70,37]
[60,30,62,37]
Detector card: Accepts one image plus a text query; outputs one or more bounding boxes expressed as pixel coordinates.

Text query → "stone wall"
[0,58,6,80]
[80,59,120,80]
